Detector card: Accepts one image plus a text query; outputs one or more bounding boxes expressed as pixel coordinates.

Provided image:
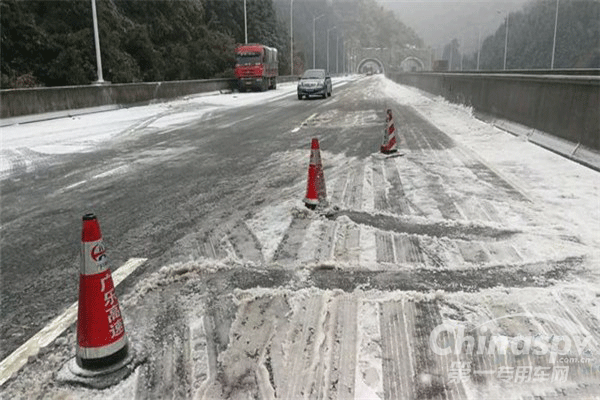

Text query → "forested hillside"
[1,0,421,88]
[442,0,600,71]
[1,0,285,88]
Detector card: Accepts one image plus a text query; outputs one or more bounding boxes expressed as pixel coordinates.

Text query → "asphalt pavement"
[1,76,598,398]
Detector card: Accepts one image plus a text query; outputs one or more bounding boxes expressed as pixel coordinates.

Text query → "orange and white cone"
[77,213,128,369]
[380,108,398,154]
[303,138,327,210]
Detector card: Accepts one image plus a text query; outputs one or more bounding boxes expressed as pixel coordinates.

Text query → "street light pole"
[290,0,294,75]
[327,26,336,73]
[476,27,481,70]
[551,0,559,69]
[313,14,325,69]
[342,40,346,73]
[449,41,453,71]
[244,0,248,44]
[503,10,509,70]
[336,35,340,74]
[91,0,104,84]
[460,36,464,71]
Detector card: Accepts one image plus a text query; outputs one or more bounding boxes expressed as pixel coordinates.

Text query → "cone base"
[380,147,398,154]
[57,344,144,389]
[77,343,128,370]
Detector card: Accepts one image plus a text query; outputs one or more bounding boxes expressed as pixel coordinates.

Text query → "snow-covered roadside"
[378,75,600,255]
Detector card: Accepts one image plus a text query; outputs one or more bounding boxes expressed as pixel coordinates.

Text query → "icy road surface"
[1,75,599,399]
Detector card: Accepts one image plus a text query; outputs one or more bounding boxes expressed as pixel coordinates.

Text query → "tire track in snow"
[413,301,460,400]
[334,294,358,399]
[280,293,326,399]
[376,232,395,264]
[328,171,350,206]
[384,157,412,215]
[0,149,28,179]
[333,218,362,267]
[343,162,365,210]
[380,300,416,399]
[136,299,191,400]
[272,216,312,266]
[372,159,390,212]
[1,148,55,180]
[394,234,426,265]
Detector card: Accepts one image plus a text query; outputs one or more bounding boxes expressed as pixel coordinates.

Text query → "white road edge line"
[0,257,147,387]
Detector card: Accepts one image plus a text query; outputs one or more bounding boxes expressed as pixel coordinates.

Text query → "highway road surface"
[1,75,599,399]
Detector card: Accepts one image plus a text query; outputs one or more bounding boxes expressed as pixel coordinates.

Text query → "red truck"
[234,44,278,92]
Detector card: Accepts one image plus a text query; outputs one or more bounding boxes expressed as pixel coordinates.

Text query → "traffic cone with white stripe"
[380,108,398,154]
[77,213,128,369]
[303,138,327,210]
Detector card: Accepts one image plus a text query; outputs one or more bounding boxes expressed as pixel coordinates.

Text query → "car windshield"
[301,70,325,79]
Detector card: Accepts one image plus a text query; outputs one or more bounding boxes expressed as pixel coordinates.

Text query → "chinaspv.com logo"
[428,313,598,385]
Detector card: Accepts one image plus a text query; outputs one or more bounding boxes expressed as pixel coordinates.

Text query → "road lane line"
[0,257,147,386]
[63,180,87,191]
[301,113,318,127]
[292,112,319,133]
[92,165,129,179]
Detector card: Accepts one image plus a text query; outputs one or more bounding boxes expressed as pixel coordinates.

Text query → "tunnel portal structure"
[352,47,431,74]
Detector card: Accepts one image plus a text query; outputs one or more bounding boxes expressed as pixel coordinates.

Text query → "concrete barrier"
[0,76,304,120]
[0,79,230,119]
[0,79,236,119]
[387,72,600,151]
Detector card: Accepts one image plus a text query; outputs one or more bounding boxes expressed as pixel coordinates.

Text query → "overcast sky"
[375,0,531,53]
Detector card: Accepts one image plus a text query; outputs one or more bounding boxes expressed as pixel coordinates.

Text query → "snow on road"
[2,75,599,399]
[0,77,355,180]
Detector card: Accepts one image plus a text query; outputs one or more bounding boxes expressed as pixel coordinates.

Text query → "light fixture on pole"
[327,26,336,73]
[313,14,325,69]
[91,0,104,84]
[551,0,559,69]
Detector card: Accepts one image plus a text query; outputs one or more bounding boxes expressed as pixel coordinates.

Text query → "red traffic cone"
[380,108,398,154]
[303,138,327,210]
[77,213,128,369]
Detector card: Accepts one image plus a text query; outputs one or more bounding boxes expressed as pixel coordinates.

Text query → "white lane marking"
[302,113,318,126]
[0,257,147,386]
[333,81,350,89]
[63,180,87,191]
[92,165,129,179]
[218,114,255,129]
[291,112,319,133]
